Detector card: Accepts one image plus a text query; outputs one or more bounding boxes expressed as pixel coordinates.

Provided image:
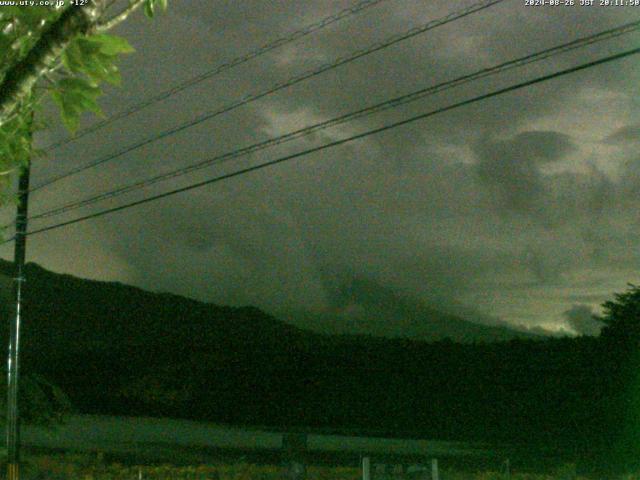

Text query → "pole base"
[7,462,19,480]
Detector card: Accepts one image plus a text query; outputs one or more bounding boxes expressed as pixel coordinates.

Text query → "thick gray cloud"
[475,130,575,215]
[2,0,638,336]
[563,304,603,336]
[603,124,640,145]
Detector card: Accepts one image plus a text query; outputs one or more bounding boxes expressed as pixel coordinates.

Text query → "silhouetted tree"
[590,284,640,473]
[598,283,640,346]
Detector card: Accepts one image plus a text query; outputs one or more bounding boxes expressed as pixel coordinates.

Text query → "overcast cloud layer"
[2,0,638,336]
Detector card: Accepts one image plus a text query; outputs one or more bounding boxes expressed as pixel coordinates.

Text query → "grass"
[5,454,362,480]
[2,454,637,480]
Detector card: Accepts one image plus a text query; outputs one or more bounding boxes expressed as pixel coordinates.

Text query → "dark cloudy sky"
[1,0,638,336]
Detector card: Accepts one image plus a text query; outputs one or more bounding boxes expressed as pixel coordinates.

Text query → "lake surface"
[20,414,488,464]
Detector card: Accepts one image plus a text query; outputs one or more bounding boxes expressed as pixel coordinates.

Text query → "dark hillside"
[0,260,634,473]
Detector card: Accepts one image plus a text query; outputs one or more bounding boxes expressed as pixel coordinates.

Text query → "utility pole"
[6,162,31,480]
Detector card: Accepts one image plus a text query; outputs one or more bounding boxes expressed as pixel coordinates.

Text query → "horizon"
[0,258,589,341]
[1,0,637,339]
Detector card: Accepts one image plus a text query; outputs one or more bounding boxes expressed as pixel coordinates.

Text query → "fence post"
[431,459,439,480]
[362,457,371,480]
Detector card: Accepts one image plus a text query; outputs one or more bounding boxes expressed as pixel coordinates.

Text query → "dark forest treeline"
[0,261,638,472]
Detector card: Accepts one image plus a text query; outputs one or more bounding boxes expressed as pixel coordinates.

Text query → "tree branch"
[0,168,19,177]
[0,1,107,127]
[96,0,145,33]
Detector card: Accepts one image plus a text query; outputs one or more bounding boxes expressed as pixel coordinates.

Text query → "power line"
[43,0,391,152]
[5,46,637,243]
[24,19,640,223]
[30,0,505,193]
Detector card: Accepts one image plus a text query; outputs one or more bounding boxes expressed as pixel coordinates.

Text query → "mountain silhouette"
[0,260,541,438]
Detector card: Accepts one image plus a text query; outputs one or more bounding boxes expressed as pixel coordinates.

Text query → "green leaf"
[51,90,80,132]
[89,34,135,56]
[77,52,113,84]
[76,37,103,57]
[52,78,104,132]
[62,41,85,74]
[144,0,155,18]
[0,6,22,17]
[0,112,33,169]
[98,63,122,86]
[6,6,56,25]
[57,77,101,97]
[143,0,168,17]
[62,35,131,85]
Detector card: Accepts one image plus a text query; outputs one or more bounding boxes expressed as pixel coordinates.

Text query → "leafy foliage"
[51,33,135,131]
[0,0,169,428]
[0,7,60,192]
[144,0,168,18]
[596,283,640,346]
[0,6,62,83]
[51,77,103,131]
[63,34,135,86]
[599,284,640,328]
[0,1,168,204]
